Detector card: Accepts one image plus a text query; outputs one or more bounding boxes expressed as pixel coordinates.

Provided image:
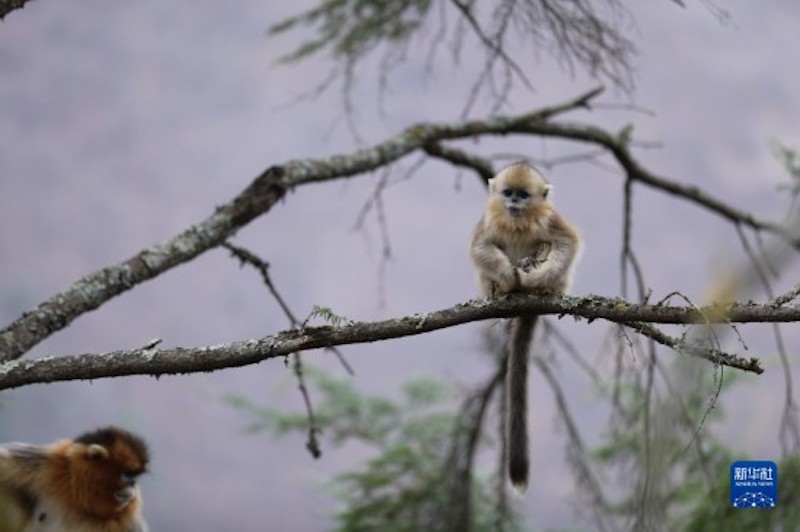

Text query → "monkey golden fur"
[0,426,149,532]
[471,163,581,493]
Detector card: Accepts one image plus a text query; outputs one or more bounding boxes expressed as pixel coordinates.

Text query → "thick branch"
[2,294,796,389]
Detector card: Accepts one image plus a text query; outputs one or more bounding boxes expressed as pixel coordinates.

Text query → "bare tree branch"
[2,86,796,364]
[2,293,796,389]
[449,0,534,91]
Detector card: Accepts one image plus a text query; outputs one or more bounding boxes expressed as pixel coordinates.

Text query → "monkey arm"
[471,239,519,296]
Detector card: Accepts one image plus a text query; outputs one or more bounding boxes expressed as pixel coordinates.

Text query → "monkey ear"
[543,184,553,199]
[87,444,109,460]
[488,177,496,192]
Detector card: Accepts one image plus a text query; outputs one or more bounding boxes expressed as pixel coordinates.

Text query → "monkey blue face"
[500,187,531,216]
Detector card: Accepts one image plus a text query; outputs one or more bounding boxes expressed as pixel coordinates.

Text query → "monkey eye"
[122,469,143,482]
[502,188,530,200]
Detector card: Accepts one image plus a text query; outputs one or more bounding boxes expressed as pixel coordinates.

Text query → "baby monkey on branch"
[471,163,582,493]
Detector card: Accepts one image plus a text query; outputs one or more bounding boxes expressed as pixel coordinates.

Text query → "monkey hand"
[516,265,551,291]
[517,241,552,273]
[489,267,520,296]
[516,256,541,273]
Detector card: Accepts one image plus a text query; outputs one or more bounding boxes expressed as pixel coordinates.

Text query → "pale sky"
[1,1,799,529]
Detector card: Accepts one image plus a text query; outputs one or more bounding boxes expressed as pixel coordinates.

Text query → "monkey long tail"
[507,314,537,494]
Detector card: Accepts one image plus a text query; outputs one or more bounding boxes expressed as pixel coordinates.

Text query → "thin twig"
[539,320,603,388]
[624,321,753,374]
[533,356,610,531]
[223,242,354,376]
[450,0,534,88]
[290,352,322,459]
[769,283,800,307]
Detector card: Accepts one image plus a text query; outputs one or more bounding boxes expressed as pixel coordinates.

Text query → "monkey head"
[489,163,551,218]
[66,427,150,517]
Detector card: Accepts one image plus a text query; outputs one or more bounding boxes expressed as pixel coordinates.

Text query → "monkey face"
[71,427,149,515]
[109,454,147,510]
[500,187,532,217]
